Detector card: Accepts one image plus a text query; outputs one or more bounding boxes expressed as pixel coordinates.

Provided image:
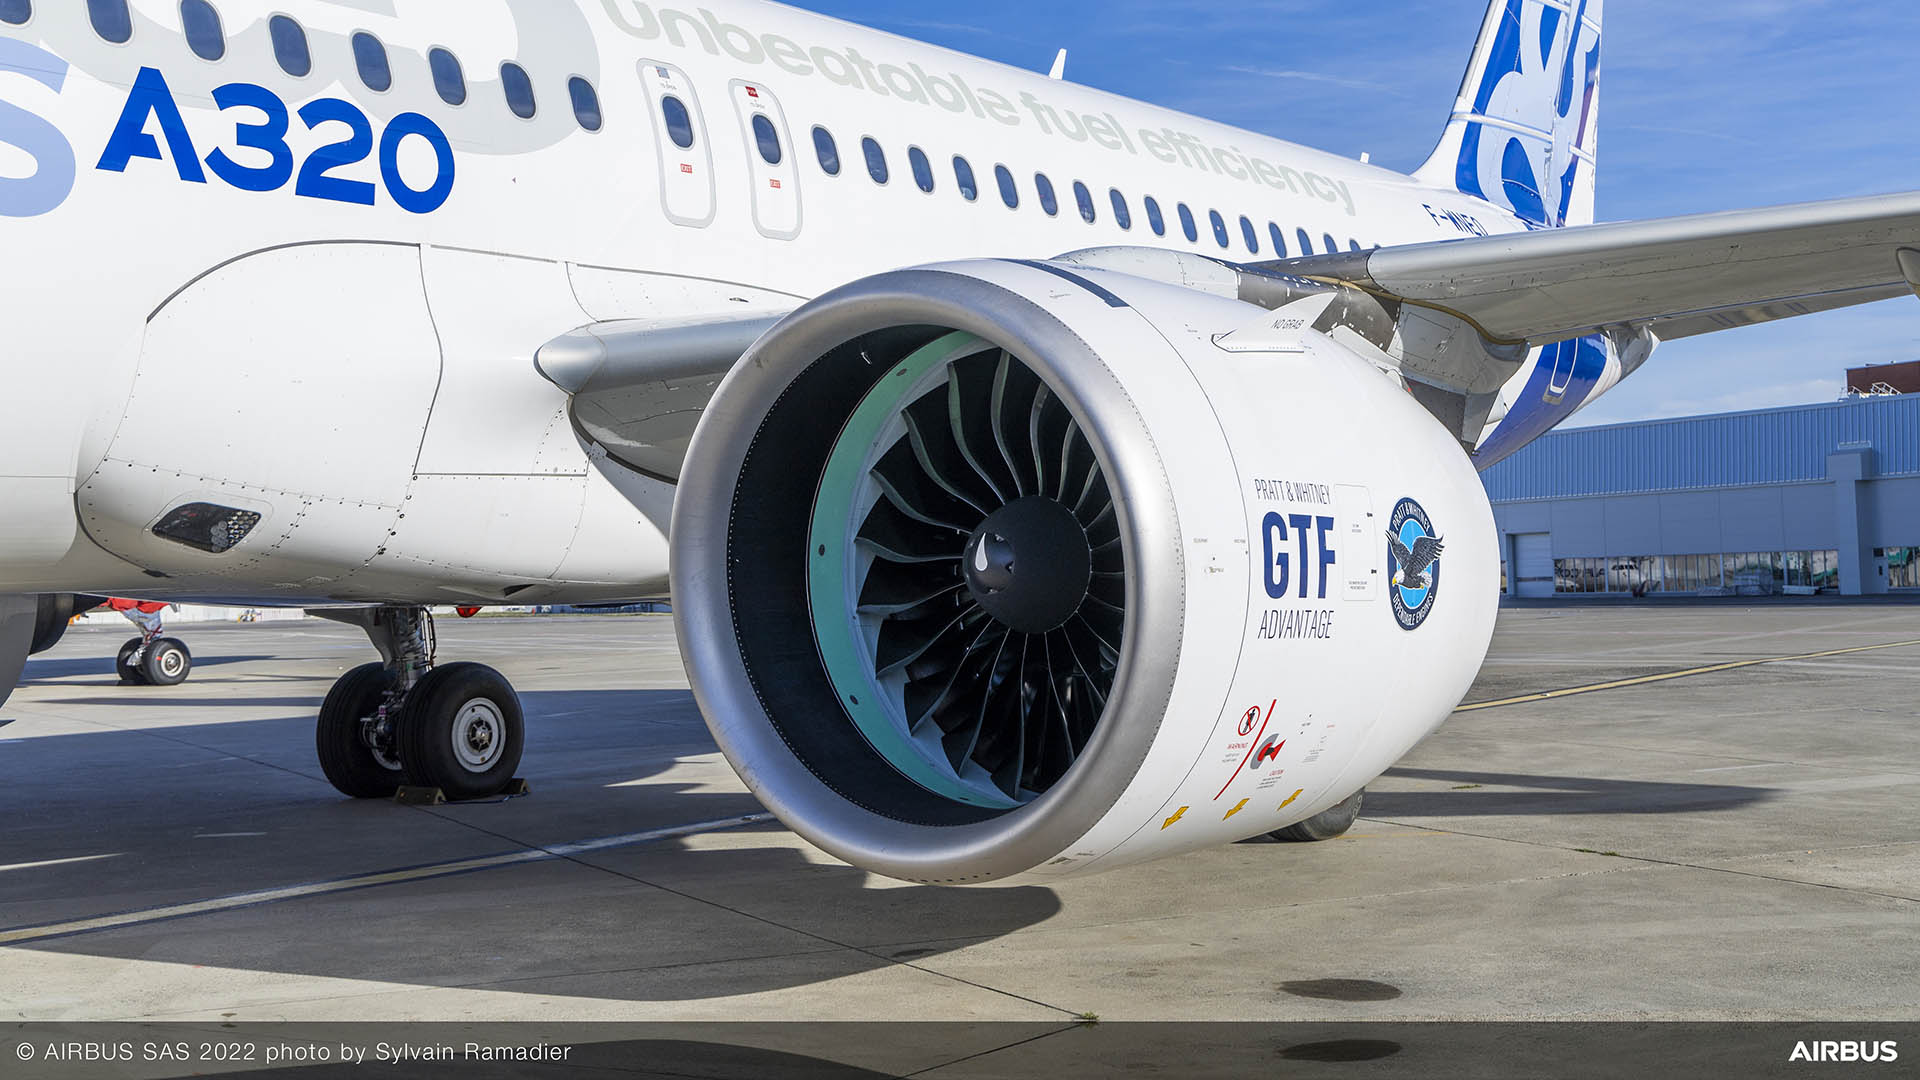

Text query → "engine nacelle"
[670,259,1497,883]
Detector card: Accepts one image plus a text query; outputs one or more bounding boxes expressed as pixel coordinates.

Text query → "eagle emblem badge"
[1386,498,1443,631]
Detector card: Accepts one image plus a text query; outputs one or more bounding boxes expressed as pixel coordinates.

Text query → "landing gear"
[1269,788,1364,842]
[116,633,192,686]
[312,606,524,801]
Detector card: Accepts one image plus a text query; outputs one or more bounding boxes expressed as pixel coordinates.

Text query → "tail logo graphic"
[1455,0,1601,228]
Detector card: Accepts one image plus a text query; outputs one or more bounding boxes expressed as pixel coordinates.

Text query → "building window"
[1177,203,1198,242]
[1240,215,1259,253]
[0,0,28,26]
[908,146,934,192]
[501,62,536,119]
[1072,181,1095,223]
[271,16,311,77]
[862,136,887,183]
[429,48,465,105]
[569,77,602,132]
[351,32,391,92]
[1034,173,1058,216]
[1887,548,1919,589]
[1109,189,1131,230]
[1144,196,1164,236]
[812,126,839,175]
[1296,228,1313,255]
[180,0,223,61]
[995,164,1018,208]
[1268,223,1287,257]
[661,96,694,149]
[87,0,131,43]
[952,156,976,200]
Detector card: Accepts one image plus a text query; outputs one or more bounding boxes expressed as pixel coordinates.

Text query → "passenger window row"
[42,1,603,132]
[805,125,1368,257]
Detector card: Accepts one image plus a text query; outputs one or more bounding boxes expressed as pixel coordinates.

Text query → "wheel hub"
[451,698,506,772]
[962,496,1092,633]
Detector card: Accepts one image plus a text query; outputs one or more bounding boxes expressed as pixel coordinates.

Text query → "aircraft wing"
[1253,190,1920,346]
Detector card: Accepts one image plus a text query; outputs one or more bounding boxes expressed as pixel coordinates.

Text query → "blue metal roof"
[1480,394,1920,502]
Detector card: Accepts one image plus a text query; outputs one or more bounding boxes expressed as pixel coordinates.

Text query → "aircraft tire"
[140,637,192,686]
[316,662,405,799]
[116,637,149,685]
[1268,788,1364,842]
[396,662,523,801]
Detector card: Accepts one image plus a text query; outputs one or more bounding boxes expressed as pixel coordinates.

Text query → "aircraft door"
[730,80,801,239]
[641,60,715,227]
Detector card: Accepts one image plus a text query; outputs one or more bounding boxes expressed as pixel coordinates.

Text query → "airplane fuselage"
[0,0,1620,605]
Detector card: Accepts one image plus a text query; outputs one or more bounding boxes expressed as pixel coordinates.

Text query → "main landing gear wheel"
[116,637,148,685]
[397,662,524,801]
[1269,788,1364,842]
[140,637,192,686]
[316,662,404,799]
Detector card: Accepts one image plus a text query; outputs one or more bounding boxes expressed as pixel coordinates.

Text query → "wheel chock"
[394,785,446,805]
[504,777,532,796]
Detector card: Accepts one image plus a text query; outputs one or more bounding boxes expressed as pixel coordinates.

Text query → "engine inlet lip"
[671,263,1186,883]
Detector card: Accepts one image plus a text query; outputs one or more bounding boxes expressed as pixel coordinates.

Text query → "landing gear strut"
[312,606,524,801]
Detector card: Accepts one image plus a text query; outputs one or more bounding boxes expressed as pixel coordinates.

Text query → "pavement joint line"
[1367,817,1920,906]
[904,1024,1086,1078]
[1415,731,1920,779]
[0,815,774,948]
[553,847,1088,1020]
[1455,637,1920,712]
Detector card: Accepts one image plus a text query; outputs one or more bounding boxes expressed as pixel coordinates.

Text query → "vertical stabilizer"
[1415,0,1602,228]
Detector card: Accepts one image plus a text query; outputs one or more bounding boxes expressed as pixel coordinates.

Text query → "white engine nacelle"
[670,259,1497,883]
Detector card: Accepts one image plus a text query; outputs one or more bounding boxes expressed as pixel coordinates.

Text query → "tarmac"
[2,604,1917,1026]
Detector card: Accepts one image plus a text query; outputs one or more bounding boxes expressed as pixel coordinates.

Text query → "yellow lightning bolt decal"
[1278,788,1303,811]
[1161,806,1188,830]
[1223,798,1249,820]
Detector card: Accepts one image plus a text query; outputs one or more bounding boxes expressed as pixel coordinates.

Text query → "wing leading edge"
[1252,190,1920,347]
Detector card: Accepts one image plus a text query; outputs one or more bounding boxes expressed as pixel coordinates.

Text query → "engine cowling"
[669,259,1497,883]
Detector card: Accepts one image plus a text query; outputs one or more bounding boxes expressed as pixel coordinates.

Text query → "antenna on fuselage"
[1048,49,1067,80]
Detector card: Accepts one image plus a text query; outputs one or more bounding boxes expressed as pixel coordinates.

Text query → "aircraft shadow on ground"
[20,654,276,681]
[1363,766,1776,817]
[1,688,1064,1003]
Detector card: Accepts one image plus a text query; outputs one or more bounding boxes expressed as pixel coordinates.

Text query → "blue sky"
[795,0,1920,425]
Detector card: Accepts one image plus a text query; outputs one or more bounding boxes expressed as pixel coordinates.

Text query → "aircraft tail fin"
[1414,0,1603,229]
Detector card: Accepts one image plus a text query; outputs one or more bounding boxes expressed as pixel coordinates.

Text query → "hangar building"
[1480,393,1920,598]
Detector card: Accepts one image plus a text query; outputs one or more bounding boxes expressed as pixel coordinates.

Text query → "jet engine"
[669,259,1498,883]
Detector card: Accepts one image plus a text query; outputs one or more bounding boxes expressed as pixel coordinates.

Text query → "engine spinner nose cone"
[963,496,1092,633]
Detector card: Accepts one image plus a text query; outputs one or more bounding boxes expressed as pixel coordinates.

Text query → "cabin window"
[0,0,28,26]
[1240,215,1259,253]
[952,156,977,200]
[1323,233,1339,255]
[351,32,391,92]
[429,48,465,105]
[1144,196,1164,236]
[751,114,782,164]
[995,164,1018,208]
[1349,238,1363,252]
[908,146,934,192]
[501,62,535,119]
[569,77,602,132]
[1072,181,1095,223]
[862,136,887,183]
[180,0,223,61]
[1109,189,1131,230]
[1034,173,1057,216]
[1209,210,1229,248]
[661,96,694,149]
[1296,228,1313,255]
[1268,223,1287,257]
[270,16,311,77]
[812,126,839,175]
[1177,203,1198,242]
[87,0,131,43]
